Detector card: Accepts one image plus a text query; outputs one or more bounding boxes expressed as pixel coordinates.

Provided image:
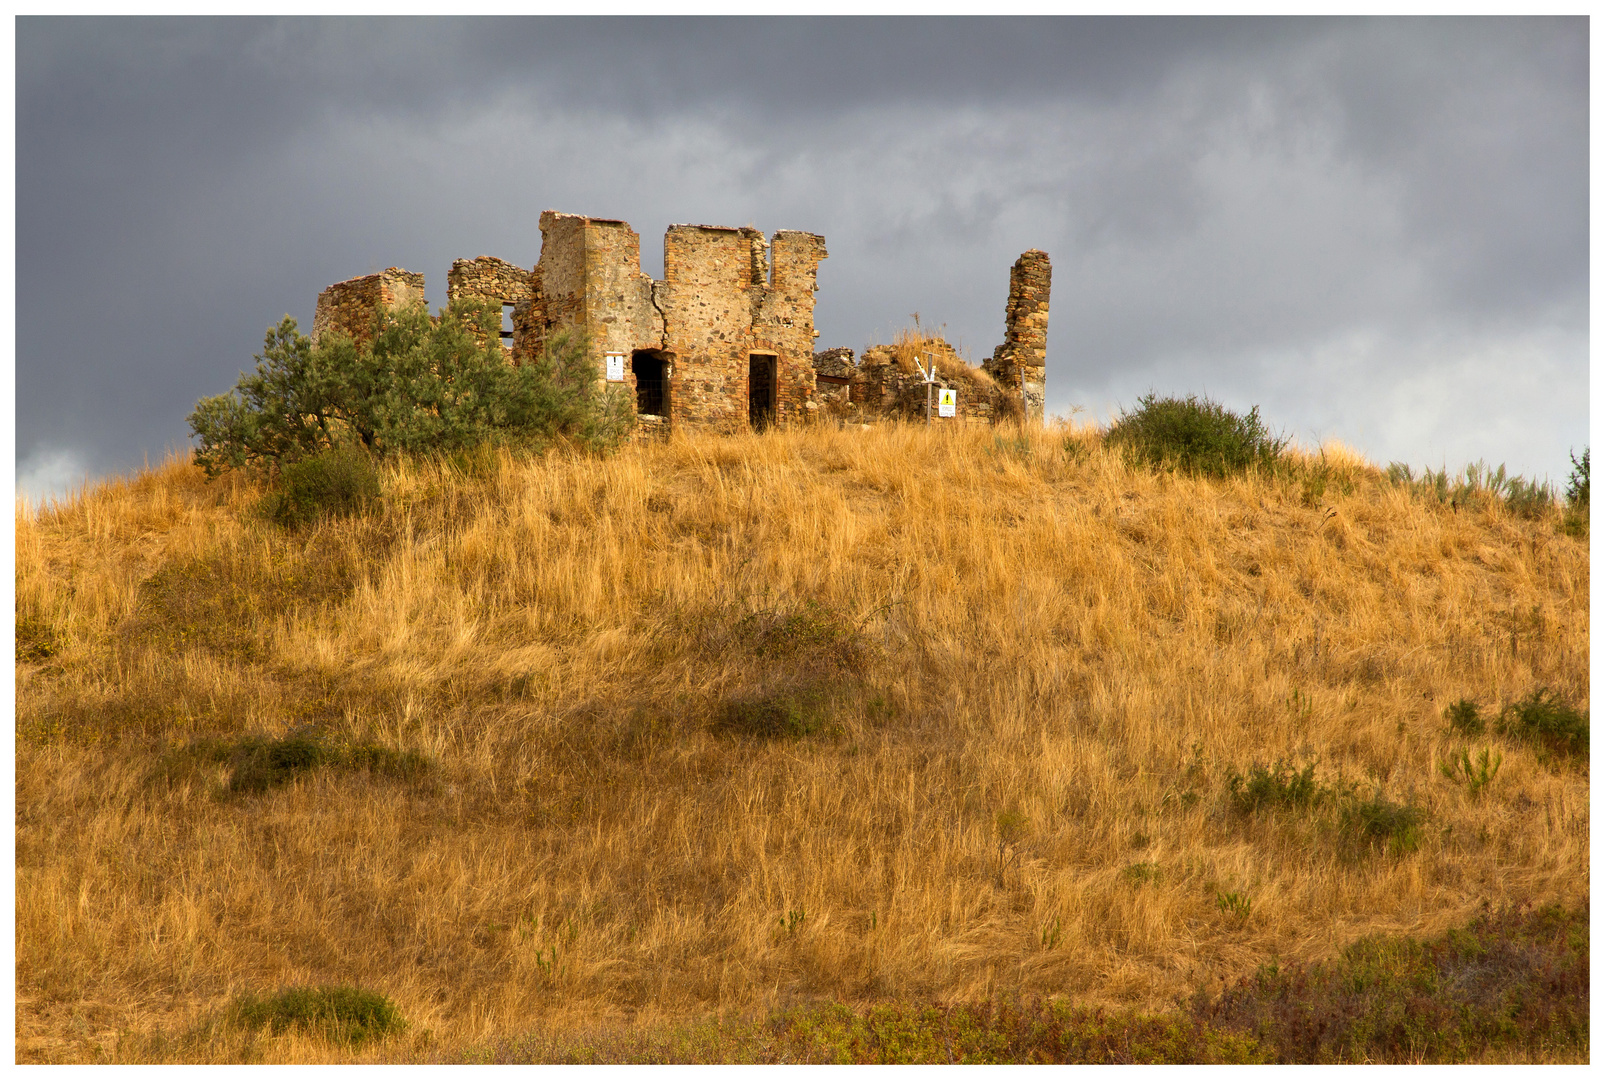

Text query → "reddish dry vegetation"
[15,422,1588,1062]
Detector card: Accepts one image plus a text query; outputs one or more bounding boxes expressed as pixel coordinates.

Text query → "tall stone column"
[985,250,1051,424]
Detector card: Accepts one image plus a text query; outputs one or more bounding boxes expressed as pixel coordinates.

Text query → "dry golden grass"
[15,421,1589,1063]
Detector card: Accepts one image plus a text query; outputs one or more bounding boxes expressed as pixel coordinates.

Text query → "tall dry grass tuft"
[16,422,1588,1062]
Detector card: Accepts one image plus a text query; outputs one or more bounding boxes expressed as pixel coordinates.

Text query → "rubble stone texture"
[849,338,1010,427]
[311,268,426,350]
[982,249,1052,424]
[446,256,534,353]
[307,213,1049,436]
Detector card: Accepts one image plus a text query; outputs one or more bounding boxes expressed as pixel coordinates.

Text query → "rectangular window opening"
[500,303,515,341]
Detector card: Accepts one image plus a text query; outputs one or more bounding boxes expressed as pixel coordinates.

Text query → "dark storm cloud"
[16,17,1588,500]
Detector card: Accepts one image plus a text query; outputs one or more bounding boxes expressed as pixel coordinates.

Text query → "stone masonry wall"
[660,225,759,433]
[758,230,827,426]
[311,268,426,349]
[446,256,533,352]
[307,216,1040,438]
[982,249,1051,424]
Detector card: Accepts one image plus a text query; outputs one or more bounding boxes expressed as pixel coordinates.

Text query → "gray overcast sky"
[16,16,1589,499]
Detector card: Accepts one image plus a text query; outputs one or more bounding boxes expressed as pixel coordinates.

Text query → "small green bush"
[1106,393,1286,479]
[1339,791,1425,855]
[1564,447,1588,509]
[1216,890,1253,923]
[1226,760,1320,814]
[1502,475,1555,520]
[230,985,406,1046]
[1496,688,1588,760]
[259,443,381,527]
[1386,459,1555,519]
[1437,746,1502,797]
[15,612,62,662]
[227,735,333,793]
[1444,699,1485,737]
[1124,862,1161,887]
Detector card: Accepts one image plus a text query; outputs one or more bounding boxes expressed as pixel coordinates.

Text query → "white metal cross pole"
[921,353,936,425]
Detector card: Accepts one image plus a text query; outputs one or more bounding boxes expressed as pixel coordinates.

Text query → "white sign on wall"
[605,353,626,382]
[938,387,957,418]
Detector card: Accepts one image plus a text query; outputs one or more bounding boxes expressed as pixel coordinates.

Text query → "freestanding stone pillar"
[985,250,1051,425]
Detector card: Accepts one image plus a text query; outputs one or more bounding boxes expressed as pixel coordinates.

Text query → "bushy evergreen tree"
[188,300,631,477]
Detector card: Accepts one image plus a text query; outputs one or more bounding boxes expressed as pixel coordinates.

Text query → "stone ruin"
[311,211,1050,436]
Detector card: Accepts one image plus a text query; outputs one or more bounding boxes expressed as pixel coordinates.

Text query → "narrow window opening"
[632,350,670,418]
[500,303,515,341]
[748,353,777,431]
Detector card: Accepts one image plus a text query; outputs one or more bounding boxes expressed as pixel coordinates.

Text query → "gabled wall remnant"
[308,213,1049,436]
[311,268,425,349]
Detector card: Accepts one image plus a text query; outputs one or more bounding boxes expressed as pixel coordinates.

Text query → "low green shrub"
[15,611,62,662]
[229,985,406,1047]
[1564,447,1588,509]
[1216,890,1253,923]
[1444,698,1485,737]
[1386,459,1555,519]
[1105,393,1287,479]
[1124,862,1161,887]
[228,735,332,793]
[1225,760,1320,814]
[1496,688,1588,761]
[259,443,381,527]
[1339,791,1425,855]
[1437,746,1502,797]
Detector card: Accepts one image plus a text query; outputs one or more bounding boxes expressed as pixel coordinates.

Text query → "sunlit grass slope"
[15,421,1588,1062]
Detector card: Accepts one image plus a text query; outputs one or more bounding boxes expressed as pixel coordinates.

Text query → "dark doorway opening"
[632,350,670,418]
[748,353,777,430]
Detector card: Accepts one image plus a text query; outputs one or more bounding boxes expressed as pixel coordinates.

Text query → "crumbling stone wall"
[982,250,1052,424]
[306,216,1045,438]
[813,347,855,412]
[446,256,534,352]
[833,337,1010,426]
[758,230,829,425]
[653,223,826,432]
[311,268,425,349]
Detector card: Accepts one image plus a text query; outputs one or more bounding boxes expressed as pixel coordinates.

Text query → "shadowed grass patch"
[258,444,382,527]
[1193,901,1588,1063]
[228,985,406,1047]
[148,733,432,795]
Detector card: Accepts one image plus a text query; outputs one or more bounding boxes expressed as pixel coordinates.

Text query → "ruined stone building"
[311,211,1050,435]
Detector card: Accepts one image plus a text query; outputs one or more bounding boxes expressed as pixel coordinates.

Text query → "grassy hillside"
[15,421,1588,1062]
